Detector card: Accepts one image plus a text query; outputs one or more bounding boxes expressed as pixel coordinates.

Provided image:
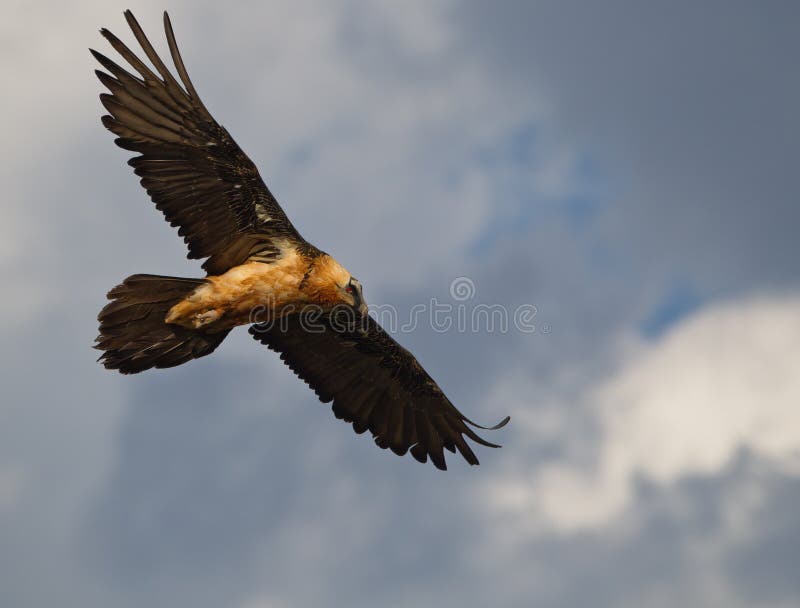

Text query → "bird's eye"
[345,286,354,293]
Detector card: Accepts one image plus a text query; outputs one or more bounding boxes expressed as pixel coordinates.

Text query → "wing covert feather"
[249,311,509,470]
[93,11,317,274]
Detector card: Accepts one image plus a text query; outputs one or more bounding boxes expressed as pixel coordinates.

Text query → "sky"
[2,1,799,606]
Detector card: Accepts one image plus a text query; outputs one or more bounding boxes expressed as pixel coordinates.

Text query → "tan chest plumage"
[165,250,350,330]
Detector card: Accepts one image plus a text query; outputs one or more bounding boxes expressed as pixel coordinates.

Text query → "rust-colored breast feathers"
[165,251,351,330]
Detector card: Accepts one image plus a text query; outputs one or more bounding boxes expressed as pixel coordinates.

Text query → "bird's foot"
[191,309,222,328]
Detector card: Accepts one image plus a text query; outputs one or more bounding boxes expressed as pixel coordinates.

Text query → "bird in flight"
[92,11,509,470]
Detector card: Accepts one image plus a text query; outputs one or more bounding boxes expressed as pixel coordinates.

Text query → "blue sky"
[2,2,799,607]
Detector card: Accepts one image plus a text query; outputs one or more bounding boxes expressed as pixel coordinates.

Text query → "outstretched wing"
[250,311,510,470]
[92,11,317,274]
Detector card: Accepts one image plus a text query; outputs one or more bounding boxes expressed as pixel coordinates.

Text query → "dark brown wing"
[92,11,317,274]
[249,310,510,470]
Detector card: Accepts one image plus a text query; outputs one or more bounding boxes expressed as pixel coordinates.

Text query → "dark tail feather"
[95,274,229,374]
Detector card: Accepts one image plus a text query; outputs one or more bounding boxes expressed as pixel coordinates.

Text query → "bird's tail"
[95,274,230,374]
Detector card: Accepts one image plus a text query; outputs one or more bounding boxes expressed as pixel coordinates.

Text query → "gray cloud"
[454,0,800,301]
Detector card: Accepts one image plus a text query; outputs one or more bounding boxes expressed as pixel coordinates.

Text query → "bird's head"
[342,276,368,317]
[303,254,368,316]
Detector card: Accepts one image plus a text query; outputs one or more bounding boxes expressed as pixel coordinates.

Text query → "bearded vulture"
[93,11,509,470]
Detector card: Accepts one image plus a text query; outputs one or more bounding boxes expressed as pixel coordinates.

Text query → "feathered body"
[92,10,508,470]
[165,249,353,330]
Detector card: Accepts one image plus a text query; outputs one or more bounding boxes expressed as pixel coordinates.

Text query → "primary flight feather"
[93,10,509,470]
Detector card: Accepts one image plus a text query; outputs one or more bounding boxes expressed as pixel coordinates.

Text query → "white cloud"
[488,293,800,532]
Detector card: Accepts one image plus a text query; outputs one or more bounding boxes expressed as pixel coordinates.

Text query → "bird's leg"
[190,308,223,328]
[165,295,223,329]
